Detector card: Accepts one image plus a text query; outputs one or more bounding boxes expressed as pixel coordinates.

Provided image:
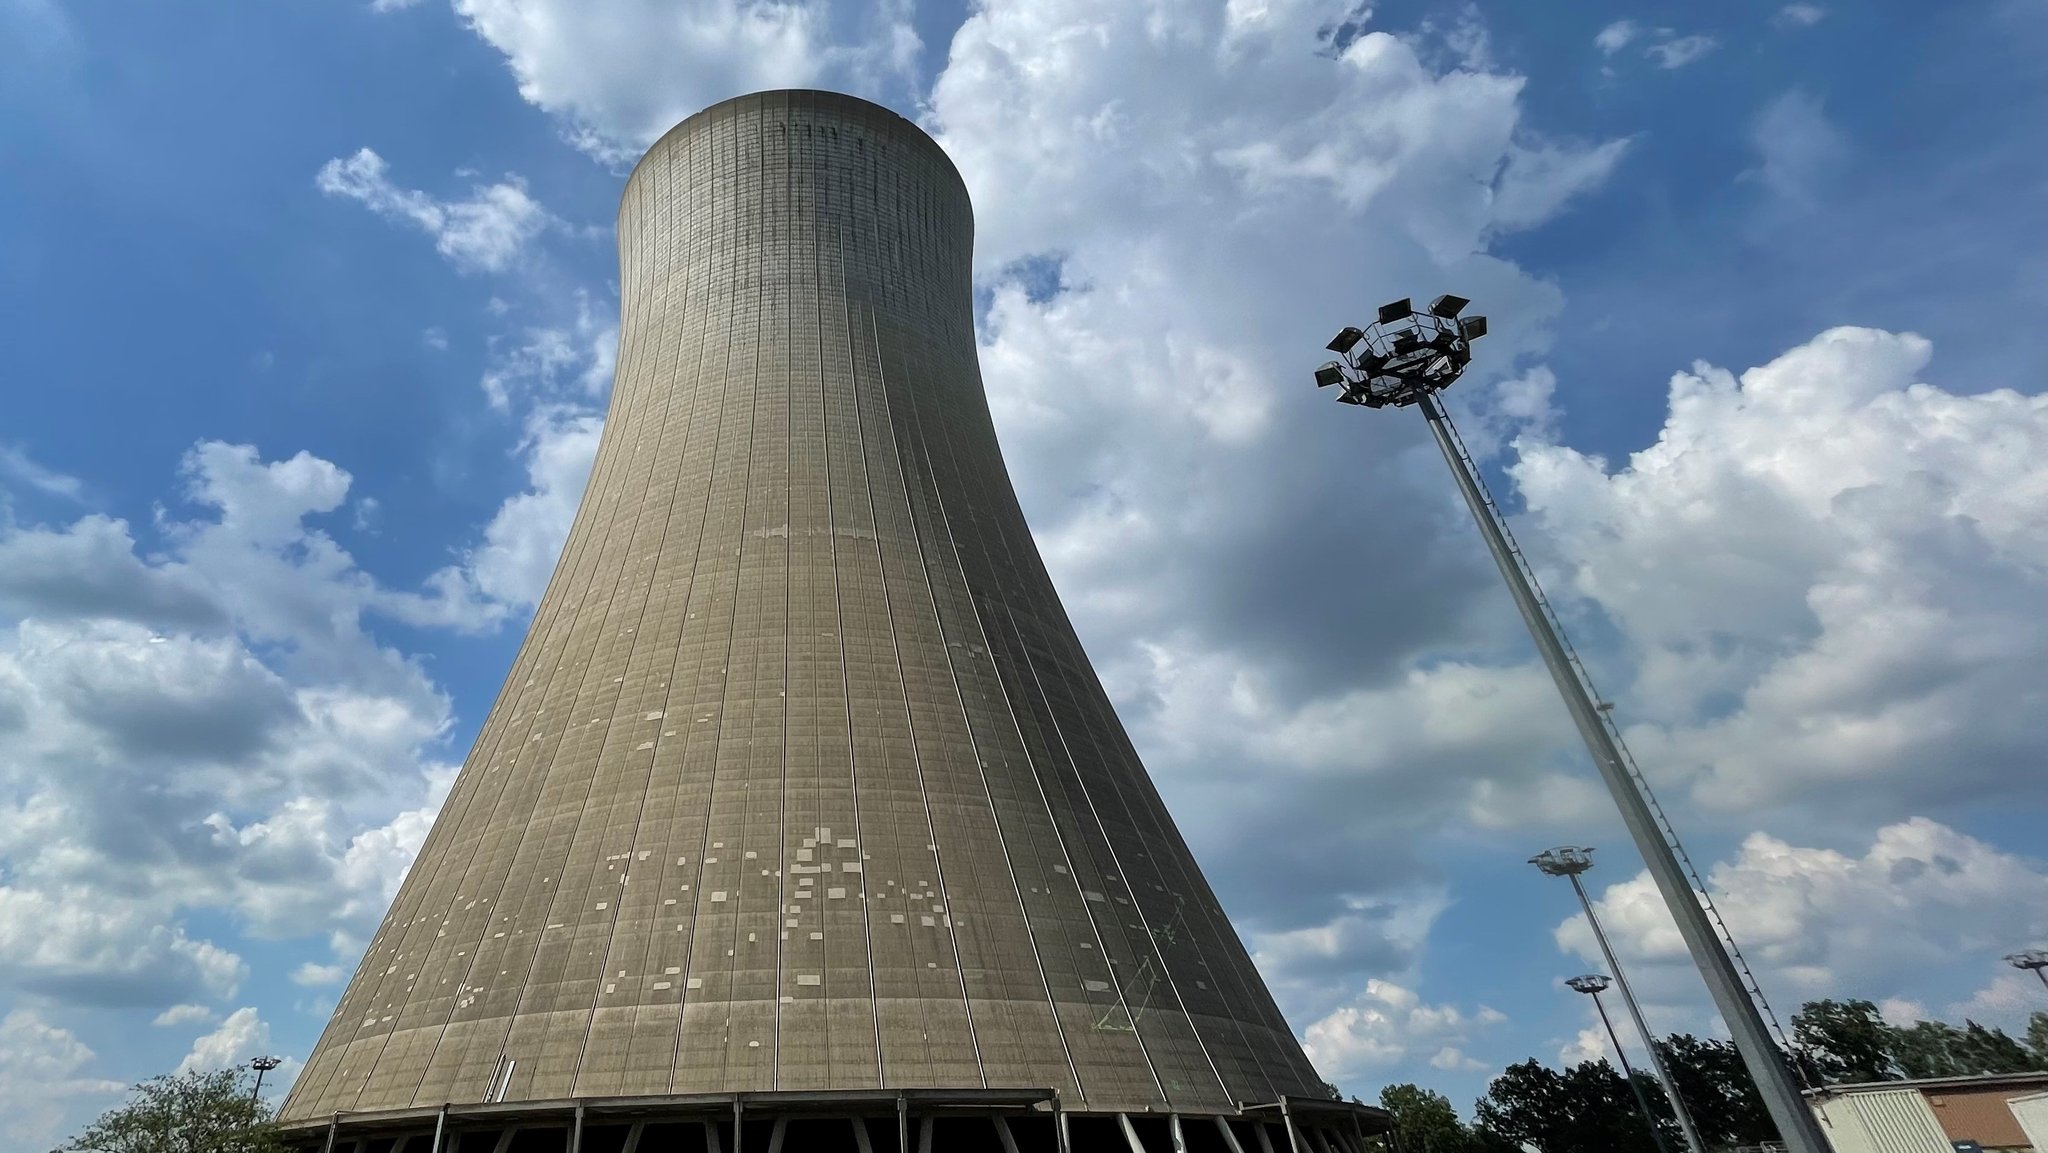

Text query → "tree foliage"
[1654,1033,1775,1149]
[1793,999,1897,1083]
[1462,1000,2048,1153]
[1474,1058,1669,1153]
[56,1068,282,1153]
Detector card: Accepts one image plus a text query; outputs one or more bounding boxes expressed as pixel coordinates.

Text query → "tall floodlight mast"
[1311,297,1832,1153]
[1534,848,1706,1153]
[2009,950,2048,995]
[1566,974,1671,1153]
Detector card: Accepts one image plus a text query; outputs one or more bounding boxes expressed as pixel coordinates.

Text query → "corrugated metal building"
[1809,1073,2048,1153]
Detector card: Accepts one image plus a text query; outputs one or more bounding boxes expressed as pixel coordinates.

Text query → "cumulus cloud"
[0,1010,124,1150]
[0,442,469,1009]
[152,1003,215,1027]
[316,148,553,273]
[176,1006,276,1074]
[447,0,920,160]
[1301,978,1509,1084]
[454,406,603,607]
[291,962,345,987]
[1513,327,2048,816]
[1557,820,2048,1022]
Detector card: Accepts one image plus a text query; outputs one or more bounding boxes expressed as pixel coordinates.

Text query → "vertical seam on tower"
[772,99,794,1088]
[661,109,746,1091]
[889,331,1085,1100]
[563,122,709,1096]
[832,230,887,1086]
[904,343,1169,1104]
[705,102,772,1090]
[861,305,985,1083]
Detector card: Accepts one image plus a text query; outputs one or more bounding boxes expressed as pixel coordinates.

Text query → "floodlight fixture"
[1314,361,1347,388]
[1567,972,1670,1153]
[249,1055,283,1103]
[1565,973,1612,995]
[1305,293,1832,1153]
[1327,326,1366,354]
[1531,846,1596,877]
[1535,847,1707,1153]
[2009,949,2048,994]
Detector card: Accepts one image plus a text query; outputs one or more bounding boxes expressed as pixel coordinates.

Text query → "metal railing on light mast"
[1310,297,1831,1153]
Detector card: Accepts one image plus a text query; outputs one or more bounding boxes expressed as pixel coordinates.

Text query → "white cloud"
[176,1006,271,1073]
[0,442,472,1008]
[453,406,603,608]
[1301,978,1508,1084]
[1597,24,1717,70]
[447,0,919,160]
[1594,20,1638,55]
[1745,90,1850,205]
[152,1003,215,1027]
[1513,327,2048,815]
[316,148,553,273]
[290,961,345,987]
[0,1010,124,1150]
[1774,4,1826,29]
[0,444,85,501]
[1557,819,2048,1021]
[1645,34,1717,69]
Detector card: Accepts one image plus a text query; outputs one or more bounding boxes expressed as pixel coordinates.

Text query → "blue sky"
[2,0,2045,1146]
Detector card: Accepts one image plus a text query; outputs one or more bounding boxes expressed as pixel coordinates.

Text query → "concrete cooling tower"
[281,89,1384,1153]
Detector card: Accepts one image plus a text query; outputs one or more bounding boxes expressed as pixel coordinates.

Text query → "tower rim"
[618,88,970,225]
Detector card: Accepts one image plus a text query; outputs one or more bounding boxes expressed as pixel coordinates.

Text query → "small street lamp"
[2008,950,2048,995]
[1534,847,1707,1153]
[249,1055,282,1104]
[1568,974,1671,1153]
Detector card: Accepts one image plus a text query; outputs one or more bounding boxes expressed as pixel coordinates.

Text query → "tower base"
[279,1089,1390,1153]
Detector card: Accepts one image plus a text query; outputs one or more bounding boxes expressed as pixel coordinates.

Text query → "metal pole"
[1570,872,1709,1153]
[1592,989,1671,1153]
[1417,393,1831,1153]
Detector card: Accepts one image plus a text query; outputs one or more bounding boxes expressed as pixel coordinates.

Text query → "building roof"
[1808,1071,2048,1096]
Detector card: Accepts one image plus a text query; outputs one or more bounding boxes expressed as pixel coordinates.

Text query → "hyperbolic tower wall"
[284,90,1327,1123]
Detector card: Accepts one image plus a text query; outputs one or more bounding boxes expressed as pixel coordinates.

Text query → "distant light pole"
[1312,297,1831,1153]
[1534,847,1707,1153]
[249,1055,282,1104]
[1569,974,1672,1153]
[2009,950,2048,996]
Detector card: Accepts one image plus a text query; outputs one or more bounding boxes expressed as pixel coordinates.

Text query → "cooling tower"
[281,89,1382,1153]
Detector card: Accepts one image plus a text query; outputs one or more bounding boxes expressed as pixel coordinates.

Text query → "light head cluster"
[1530,845,1596,878]
[2007,949,2048,972]
[1565,974,1614,996]
[1314,294,1488,408]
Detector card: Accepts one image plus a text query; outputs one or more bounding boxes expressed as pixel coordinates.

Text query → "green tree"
[1475,1058,1664,1153]
[2026,1011,2048,1066]
[1654,1033,1776,1148]
[1890,1019,1966,1079]
[1950,1020,2038,1074]
[56,1068,282,1153]
[1791,998,1897,1084]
